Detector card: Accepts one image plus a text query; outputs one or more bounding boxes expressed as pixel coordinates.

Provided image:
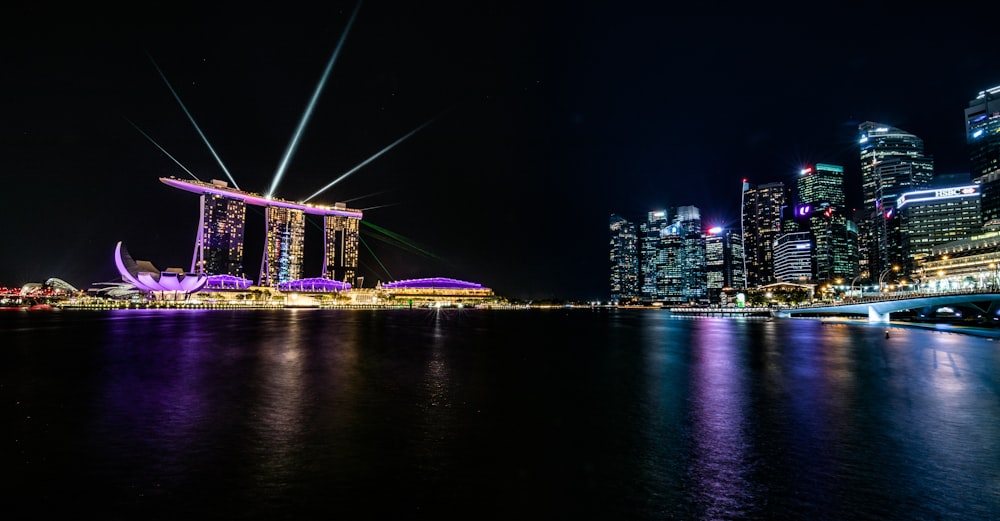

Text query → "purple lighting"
[381,277,483,290]
[160,177,363,218]
[277,278,351,292]
[115,242,207,293]
[204,275,254,290]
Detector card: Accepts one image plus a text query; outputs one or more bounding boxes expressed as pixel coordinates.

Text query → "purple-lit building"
[114,241,207,300]
[277,278,351,292]
[161,177,363,288]
[378,277,495,305]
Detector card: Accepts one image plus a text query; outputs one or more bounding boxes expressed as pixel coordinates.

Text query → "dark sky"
[3,4,998,301]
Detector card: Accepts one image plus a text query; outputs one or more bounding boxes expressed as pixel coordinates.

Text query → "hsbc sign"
[934,187,978,198]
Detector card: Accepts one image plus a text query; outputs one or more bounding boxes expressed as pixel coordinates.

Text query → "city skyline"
[4,6,999,300]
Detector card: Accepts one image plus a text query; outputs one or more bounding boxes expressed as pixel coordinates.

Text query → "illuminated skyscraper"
[967,85,1000,226]
[796,163,845,209]
[259,206,306,287]
[705,226,744,304]
[190,181,246,278]
[794,163,859,283]
[609,214,639,304]
[674,205,706,303]
[858,122,930,280]
[659,222,685,304]
[773,232,813,283]
[898,184,982,275]
[639,210,669,301]
[162,177,363,289]
[742,180,786,287]
[323,212,360,284]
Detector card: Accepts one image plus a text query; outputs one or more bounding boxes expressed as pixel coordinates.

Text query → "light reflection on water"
[2,309,1000,519]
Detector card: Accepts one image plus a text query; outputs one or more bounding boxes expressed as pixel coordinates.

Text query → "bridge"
[772,289,1000,323]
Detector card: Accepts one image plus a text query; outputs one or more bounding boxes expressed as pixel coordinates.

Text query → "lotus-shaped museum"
[114,241,208,295]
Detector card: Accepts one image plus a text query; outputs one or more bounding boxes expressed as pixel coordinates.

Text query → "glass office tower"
[858,122,930,279]
[609,214,639,304]
[742,180,786,287]
[967,85,1000,226]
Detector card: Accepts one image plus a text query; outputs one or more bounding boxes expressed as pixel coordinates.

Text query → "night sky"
[4,5,998,301]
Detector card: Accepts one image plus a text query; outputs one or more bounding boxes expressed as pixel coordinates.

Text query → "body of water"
[3,308,999,520]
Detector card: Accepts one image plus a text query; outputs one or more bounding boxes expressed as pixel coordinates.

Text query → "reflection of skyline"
[688,318,756,519]
[8,309,1000,518]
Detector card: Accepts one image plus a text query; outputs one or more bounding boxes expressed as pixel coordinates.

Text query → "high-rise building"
[967,85,1000,226]
[659,221,685,304]
[796,163,845,208]
[324,212,360,284]
[162,177,364,289]
[190,181,246,278]
[793,163,858,283]
[259,206,306,287]
[705,226,745,304]
[609,214,640,304]
[897,184,982,276]
[674,205,706,303]
[639,210,669,302]
[858,122,931,279]
[742,180,786,287]
[773,231,813,283]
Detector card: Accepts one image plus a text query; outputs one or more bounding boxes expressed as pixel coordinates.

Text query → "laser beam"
[125,117,202,182]
[359,236,393,281]
[362,221,443,261]
[267,0,363,199]
[343,190,386,203]
[302,116,438,203]
[149,54,241,190]
[359,203,399,212]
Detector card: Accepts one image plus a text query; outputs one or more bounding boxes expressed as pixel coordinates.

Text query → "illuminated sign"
[800,167,813,175]
[896,185,980,209]
[796,204,811,217]
[708,226,723,234]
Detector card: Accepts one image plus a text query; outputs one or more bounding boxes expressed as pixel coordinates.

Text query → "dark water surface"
[3,308,999,520]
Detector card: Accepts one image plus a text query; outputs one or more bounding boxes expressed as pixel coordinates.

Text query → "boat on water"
[28,303,54,311]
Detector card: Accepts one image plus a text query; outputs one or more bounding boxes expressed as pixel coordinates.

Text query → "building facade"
[323,212,360,285]
[190,182,247,278]
[639,210,669,302]
[674,205,707,303]
[162,177,363,289]
[609,214,640,304]
[967,85,1000,226]
[742,180,787,287]
[259,206,306,287]
[858,122,930,280]
[704,226,745,304]
[773,231,813,283]
[897,184,982,276]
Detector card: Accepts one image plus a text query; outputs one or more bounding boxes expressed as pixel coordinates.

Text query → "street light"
[878,265,899,293]
[850,273,866,298]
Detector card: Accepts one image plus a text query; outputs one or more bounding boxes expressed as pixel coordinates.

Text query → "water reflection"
[6,309,1000,519]
[688,318,756,519]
